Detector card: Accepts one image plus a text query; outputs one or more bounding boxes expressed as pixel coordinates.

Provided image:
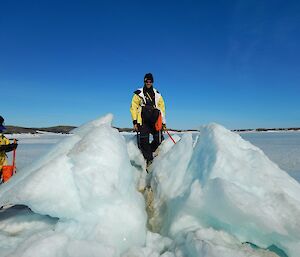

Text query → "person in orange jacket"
[0,116,18,179]
[130,73,166,167]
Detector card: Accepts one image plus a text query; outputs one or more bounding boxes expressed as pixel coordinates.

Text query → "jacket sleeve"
[130,94,141,124]
[0,136,13,152]
[0,136,10,146]
[158,96,166,124]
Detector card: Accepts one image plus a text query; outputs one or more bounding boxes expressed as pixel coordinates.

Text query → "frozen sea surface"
[240,132,300,182]
[6,133,71,173]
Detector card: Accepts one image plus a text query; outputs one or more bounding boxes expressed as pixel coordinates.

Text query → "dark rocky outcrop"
[4,126,76,134]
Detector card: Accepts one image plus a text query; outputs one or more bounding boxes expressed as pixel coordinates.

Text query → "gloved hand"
[133,124,139,132]
[0,143,18,152]
[162,124,167,130]
[12,143,18,150]
[133,120,139,132]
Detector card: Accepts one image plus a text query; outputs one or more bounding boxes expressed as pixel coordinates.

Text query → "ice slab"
[0,114,147,256]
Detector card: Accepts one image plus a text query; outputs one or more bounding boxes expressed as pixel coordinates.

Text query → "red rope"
[165,130,176,144]
[12,139,17,174]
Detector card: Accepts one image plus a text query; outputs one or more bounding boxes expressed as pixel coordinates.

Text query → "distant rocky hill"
[4,125,300,134]
[4,125,199,134]
[233,127,300,132]
[5,126,77,134]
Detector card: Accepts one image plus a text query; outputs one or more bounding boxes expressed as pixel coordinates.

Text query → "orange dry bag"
[1,139,17,183]
[155,111,163,131]
[2,166,14,182]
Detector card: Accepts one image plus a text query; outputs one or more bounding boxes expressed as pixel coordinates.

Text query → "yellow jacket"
[0,134,10,170]
[130,87,166,126]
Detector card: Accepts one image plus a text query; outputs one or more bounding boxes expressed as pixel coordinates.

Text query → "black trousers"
[137,123,163,162]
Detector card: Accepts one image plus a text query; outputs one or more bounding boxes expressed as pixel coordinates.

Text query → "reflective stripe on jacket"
[130,87,166,125]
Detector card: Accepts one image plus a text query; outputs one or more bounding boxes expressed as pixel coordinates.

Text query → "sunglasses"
[145,80,153,84]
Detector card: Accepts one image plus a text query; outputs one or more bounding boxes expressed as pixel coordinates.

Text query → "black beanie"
[0,116,4,125]
[144,73,154,83]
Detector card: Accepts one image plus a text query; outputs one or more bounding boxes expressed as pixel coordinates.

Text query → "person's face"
[145,80,153,88]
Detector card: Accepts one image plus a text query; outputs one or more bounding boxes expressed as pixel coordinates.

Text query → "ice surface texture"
[0,116,299,257]
[149,123,300,257]
[0,114,147,256]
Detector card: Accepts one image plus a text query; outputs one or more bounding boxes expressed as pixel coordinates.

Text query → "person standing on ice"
[130,73,166,167]
[0,116,18,181]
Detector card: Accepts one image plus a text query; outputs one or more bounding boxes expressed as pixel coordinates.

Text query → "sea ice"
[0,114,147,256]
[148,123,300,257]
[0,116,299,257]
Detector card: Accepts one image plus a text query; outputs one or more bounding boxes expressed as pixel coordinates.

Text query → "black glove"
[0,143,18,152]
[162,124,167,130]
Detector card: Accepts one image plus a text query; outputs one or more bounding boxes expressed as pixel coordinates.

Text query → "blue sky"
[1,0,299,130]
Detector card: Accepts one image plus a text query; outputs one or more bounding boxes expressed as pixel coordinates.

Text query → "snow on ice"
[0,114,299,257]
